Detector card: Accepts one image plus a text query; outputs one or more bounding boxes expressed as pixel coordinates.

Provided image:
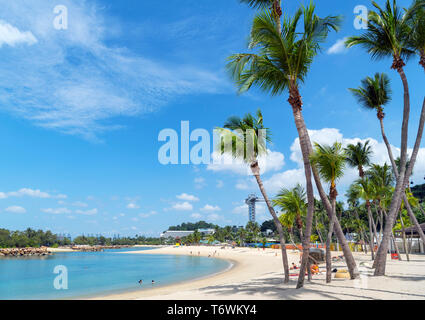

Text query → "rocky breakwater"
[0,247,51,257]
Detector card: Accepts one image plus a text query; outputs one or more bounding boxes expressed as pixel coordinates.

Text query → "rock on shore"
[0,247,51,257]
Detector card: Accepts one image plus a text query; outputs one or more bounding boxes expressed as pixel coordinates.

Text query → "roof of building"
[395,223,425,237]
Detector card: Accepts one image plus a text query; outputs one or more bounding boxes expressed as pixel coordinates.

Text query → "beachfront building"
[394,223,425,254]
[160,229,216,239]
[160,230,194,239]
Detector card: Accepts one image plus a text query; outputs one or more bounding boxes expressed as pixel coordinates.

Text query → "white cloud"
[327,37,348,55]
[0,188,66,199]
[76,208,98,216]
[0,1,228,141]
[0,20,37,48]
[72,201,88,207]
[191,213,202,219]
[127,203,140,209]
[200,204,221,212]
[42,208,72,215]
[263,127,425,197]
[5,206,26,214]
[139,211,158,218]
[207,149,284,175]
[194,177,206,189]
[176,193,199,202]
[172,202,193,211]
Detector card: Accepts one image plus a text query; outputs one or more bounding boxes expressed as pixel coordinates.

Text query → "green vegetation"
[0,228,70,248]
[168,221,218,231]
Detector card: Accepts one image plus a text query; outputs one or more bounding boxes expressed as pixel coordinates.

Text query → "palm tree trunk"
[290,93,359,280]
[354,209,368,254]
[315,216,324,245]
[272,0,282,33]
[251,163,290,283]
[289,92,316,289]
[366,202,375,260]
[326,198,336,283]
[377,99,425,254]
[399,211,410,261]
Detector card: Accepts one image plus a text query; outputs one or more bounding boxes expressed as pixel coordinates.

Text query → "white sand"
[92,245,425,300]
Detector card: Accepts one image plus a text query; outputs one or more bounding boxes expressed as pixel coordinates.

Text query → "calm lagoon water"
[0,248,230,300]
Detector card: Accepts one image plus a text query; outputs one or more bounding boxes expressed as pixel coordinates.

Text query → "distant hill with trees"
[167,221,218,231]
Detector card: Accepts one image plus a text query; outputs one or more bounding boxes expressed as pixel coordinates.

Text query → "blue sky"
[0,0,424,237]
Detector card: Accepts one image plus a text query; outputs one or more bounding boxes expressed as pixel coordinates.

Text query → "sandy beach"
[93,246,425,300]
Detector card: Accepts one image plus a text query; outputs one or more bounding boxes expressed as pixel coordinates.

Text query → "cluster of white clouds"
[0,20,37,47]
[0,188,66,200]
[208,127,425,208]
[207,149,285,175]
[42,207,98,216]
[176,193,199,202]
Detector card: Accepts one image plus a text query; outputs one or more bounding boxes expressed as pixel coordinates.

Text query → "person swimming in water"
[138,280,143,285]
[152,280,155,285]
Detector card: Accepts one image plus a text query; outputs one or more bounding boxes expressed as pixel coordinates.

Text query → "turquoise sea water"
[0,248,230,300]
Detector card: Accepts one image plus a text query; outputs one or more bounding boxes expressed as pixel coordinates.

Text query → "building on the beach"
[160,229,215,239]
[394,223,425,253]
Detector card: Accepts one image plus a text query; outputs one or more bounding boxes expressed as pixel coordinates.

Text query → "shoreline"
[85,254,236,300]
[91,245,299,300]
[91,245,425,300]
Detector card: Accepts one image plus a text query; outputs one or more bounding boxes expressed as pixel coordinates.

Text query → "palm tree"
[227,2,358,287]
[345,141,373,178]
[216,110,290,282]
[207,234,215,245]
[239,0,283,32]
[310,142,346,283]
[350,73,425,253]
[346,0,424,275]
[273,184,307,242]
[237,227,247,247]
[345,184,369,255]
[353,178,377,260]
[406,0,425,70]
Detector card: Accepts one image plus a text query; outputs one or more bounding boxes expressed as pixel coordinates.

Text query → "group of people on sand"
[290,262,320,275]
[189,250,219,258]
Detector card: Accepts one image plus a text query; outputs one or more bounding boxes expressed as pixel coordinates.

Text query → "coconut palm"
[310,142,346,283]
[216,110,290,282]
[345,141,373,178]
[350,73,425,255]
[227,2,358,287]
[346,184,369,255]
[273,184,307,241]
[237,227,247,247]
[346,0,425,275]
[406,0,425,70]
[353,178,378,260]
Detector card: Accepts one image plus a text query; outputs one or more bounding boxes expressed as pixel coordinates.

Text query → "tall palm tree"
[216,110,290,282]
[227,2,358,287]
[346,0,424,275]
[310,142,346,283]
[273,184,307,241]
[350,73,425,252]
[345,141,373,178]
[406,0,425,70]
